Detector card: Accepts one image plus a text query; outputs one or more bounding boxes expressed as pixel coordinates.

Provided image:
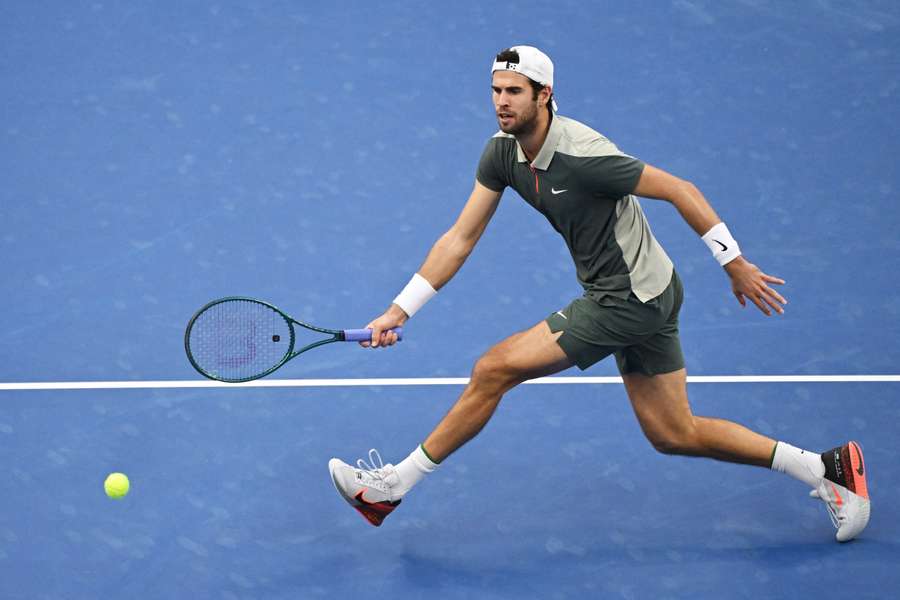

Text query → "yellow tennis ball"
[104,472,130,499]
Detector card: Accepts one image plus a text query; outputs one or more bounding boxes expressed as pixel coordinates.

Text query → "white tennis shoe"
[811,441,870,542]
[328,449,402,527]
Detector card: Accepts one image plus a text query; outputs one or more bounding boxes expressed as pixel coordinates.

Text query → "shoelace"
[357,448,384,471]
[824,501,840,529]
[356,448,391,482]
[817,486,846,530]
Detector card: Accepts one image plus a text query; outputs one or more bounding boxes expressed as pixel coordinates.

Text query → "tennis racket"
[184,297,402,383]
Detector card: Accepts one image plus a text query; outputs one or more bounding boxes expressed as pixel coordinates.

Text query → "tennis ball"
[104,472,130,499]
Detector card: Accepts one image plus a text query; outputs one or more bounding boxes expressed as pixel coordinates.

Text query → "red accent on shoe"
[352,490,401,527]
[830,482,844,506]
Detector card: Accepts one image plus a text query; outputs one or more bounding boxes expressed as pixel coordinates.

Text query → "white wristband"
[392,273,437,317]
[701,222,742,266]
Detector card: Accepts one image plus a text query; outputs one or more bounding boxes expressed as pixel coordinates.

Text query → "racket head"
[184,297,295,382]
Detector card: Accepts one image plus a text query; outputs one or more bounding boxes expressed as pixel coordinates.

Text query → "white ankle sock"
[393,445,439,497]
[770,441,825,488]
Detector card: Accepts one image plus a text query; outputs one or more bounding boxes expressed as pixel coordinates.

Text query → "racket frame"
[184,296,349,383]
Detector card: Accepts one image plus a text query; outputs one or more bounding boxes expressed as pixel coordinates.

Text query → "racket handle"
[343,327,403,342]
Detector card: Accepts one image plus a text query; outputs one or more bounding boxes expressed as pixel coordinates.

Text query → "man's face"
[492,71,543,136]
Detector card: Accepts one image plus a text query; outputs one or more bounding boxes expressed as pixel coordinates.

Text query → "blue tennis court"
[2,2,898,598]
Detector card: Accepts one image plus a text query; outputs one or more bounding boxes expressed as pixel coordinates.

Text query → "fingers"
[749,293,772,316]
[360,322,400,349]
[369,329,399,348]
[763,284,787,306]
[758,271,787,309]
[763,292,785,315]
[757,276,787,315]
[359,321,376,348]
[732,267,788,316]
[748,286,786,316]
[381,330,400,347]
[735,283,783,316]
[370,323,384,347]
[360,305,408,349]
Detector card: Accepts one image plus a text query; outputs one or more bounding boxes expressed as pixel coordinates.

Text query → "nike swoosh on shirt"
[551,188,568,195]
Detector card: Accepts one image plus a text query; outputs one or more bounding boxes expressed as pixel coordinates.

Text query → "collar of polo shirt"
[515,113,564,170]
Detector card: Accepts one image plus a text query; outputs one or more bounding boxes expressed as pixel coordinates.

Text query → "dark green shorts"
[546,270,685,376]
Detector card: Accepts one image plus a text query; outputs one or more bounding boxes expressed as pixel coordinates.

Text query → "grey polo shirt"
[476,114,673,303]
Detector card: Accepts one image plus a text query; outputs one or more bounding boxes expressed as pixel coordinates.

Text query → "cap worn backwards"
[491,45,557,111]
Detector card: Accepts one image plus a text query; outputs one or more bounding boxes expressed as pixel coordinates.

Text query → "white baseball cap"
[491,45,557,111]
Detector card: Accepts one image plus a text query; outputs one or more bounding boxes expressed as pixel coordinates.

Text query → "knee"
[649,436,686,456]
[470,349,521,393]
[645,420,700,456]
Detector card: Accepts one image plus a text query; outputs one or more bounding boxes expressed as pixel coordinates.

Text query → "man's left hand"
[723,256,787,316]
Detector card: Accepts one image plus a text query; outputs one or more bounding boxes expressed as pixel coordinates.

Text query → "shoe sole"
[846,441,868,500]
[835,441,870,543]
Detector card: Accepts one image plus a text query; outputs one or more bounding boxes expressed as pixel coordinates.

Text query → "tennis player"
[328,46,870,542]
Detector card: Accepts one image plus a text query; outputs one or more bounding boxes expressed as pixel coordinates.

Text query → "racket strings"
[188,300,291,381]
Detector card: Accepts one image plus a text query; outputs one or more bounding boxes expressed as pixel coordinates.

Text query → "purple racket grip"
[343,327,403,342]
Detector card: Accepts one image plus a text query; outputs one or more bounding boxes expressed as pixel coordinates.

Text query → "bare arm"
[364,181,502,346]
[418,180,503,291]
[633,164,787,316]
[632,164,722,236]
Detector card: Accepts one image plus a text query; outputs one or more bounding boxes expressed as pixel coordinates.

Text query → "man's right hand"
[360,304,408,348]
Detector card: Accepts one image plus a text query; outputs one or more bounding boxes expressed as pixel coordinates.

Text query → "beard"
[497,102,540,136]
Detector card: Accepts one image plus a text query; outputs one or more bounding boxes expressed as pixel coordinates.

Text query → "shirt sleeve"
[475,138,508,192]
[580,155,645,198]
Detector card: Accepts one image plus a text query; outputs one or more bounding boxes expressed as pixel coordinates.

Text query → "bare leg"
[622,368,776,467]
[423,321,573,462]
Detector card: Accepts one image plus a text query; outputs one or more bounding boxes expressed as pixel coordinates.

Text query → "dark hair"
[494,48,554,111]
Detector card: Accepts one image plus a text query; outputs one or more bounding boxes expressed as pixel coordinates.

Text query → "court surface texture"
[2,2,898,598]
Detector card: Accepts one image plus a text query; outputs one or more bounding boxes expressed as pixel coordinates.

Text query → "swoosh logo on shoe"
[551,188,568,195]
[354,489,400,510]
[830,483,844,506]
[352,490,400,527]
[848,442,869,499]
[714,240,728,251]
[851,442,864,476]
[354,489,377,506]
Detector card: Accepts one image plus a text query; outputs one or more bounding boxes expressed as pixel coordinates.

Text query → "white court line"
[0,375,898,391]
